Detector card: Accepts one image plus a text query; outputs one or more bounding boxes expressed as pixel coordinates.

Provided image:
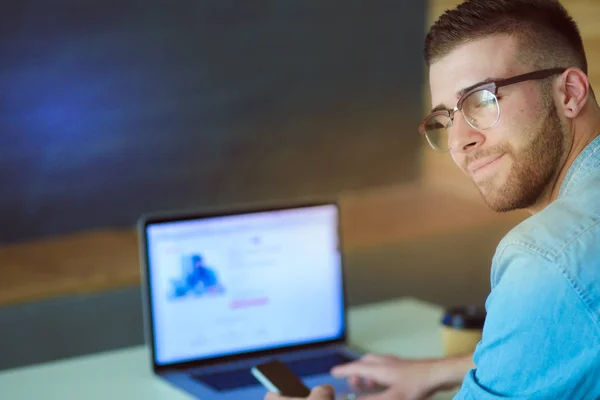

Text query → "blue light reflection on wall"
[0,0,426,243]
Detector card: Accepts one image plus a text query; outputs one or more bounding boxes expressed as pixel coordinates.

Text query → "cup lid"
[442,305,486,329]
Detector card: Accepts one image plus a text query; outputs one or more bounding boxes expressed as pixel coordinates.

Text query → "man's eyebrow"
[430,104,448,113]
[429,77,497,113]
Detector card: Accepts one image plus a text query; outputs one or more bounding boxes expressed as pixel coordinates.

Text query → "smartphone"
[251,359,311,397]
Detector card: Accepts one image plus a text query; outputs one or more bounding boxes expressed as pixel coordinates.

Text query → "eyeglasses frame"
[418,67,568,151]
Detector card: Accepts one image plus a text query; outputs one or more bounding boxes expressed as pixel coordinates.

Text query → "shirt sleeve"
[453,243,600,400]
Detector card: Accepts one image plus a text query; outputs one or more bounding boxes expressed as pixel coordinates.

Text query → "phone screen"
[251,359,311,397]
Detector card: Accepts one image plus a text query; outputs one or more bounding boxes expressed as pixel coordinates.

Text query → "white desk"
[0,298,457,399]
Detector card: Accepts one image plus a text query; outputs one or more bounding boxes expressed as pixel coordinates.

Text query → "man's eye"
[477,96,501,108]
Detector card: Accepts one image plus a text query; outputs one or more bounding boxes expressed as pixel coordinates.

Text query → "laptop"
[138,200,371,399]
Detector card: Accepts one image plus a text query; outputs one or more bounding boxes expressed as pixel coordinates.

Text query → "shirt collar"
[559,135,600,198]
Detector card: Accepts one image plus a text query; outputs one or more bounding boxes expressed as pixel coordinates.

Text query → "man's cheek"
[449,152,468,174]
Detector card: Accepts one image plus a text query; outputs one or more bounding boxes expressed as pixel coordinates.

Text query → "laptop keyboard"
[192,352,354,391]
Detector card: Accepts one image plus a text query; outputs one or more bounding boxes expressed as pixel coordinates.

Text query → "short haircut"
[424,0,588,74]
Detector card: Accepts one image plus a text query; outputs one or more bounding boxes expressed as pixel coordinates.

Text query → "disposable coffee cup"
[441,306,486,357]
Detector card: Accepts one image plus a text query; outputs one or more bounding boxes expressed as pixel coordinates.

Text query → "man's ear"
[558,68,590,118]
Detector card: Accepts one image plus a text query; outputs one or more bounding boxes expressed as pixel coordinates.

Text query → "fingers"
[330,359,386,380]
[347,376,377,391]
[331,354,396,394]
[360,353,387,363]
[359,391,427,400]
[264,392,300,400]
[357,391,397,400]
[310,384,335,399]
[349,376,361,387]
[264,392,284,400]
[330,353,385,378]
[263,385,335,400]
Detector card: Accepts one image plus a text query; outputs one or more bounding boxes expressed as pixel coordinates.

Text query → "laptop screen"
[144,204,345,366]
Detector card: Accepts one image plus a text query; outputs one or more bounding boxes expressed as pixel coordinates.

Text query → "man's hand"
[264,384,335,400]
[330,353,474,400]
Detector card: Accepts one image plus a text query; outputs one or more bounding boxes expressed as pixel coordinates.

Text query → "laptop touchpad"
[193,353,353,391]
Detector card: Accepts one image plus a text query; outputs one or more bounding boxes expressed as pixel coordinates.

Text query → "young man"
[266,0,600,399]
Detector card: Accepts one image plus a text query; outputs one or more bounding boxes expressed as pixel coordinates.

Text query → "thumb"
[310,384,335,398]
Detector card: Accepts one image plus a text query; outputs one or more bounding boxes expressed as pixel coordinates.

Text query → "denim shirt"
[455,135,600,400]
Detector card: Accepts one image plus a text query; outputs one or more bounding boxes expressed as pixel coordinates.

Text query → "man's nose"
[448,111,486,152]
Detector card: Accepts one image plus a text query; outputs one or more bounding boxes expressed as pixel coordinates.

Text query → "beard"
[474,102,567,213]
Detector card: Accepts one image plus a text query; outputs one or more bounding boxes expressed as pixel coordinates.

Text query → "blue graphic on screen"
[170,254,225,299]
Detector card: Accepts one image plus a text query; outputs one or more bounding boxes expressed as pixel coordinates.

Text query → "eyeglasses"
[418,67,567,152]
